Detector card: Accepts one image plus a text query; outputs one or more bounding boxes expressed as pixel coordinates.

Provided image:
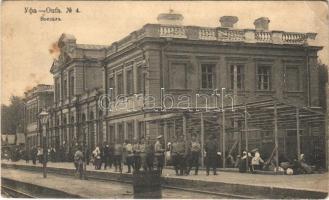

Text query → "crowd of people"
[70,134,222,176]
[3,134,317,177]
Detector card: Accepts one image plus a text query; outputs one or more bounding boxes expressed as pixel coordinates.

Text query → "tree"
[1,95,25,134]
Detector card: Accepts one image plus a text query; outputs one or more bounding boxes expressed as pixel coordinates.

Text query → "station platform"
[1,160,328,198]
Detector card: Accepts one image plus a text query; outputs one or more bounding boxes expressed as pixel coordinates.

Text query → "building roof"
[24,84,54,99]
[50,34,109,74]
[76,44,110,50]
[104,13,320,58]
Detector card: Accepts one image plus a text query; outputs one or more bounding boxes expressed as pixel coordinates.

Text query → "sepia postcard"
[1,1,329,199]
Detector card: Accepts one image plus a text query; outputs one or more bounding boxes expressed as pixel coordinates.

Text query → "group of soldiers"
[73,136,166,175]
[170,134,220,176]
[72,133,221,177]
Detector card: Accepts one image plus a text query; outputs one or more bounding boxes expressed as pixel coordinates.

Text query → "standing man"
[133,139,141,172]
[154,135,165,174]
[102,143,110,170]
[31,146,37,165]
[171,135,186,176]
[145,137,154,171]
[108,142,114,168]
[37,146,43,164]
[74,146,84,179]
[139,138,148,171]
[125,140,134,173]
[205,135,219,176]
[187,135,201,175]
[114,142,123,173]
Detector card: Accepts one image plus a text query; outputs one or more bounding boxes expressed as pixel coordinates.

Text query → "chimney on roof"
[157,9,184,26]
[254,17,270,31]
[219,16,239,28]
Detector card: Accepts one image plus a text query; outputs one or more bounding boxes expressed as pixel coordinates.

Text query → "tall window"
[137,66,144,93]
[257,65,271,91]
[118,123,124,143]
[117,73,124,95]
[108,75,115,98]
[108,125,115,144]
[230,64,244,90]
[63,78,67,100]
[170,63,187,89]
[286,67,300,91]
[201,64,215,89]
[127,122,134,142]
[55,78,60,102]
[126,69,134,95]
[137,121,145,140]
[69,73,74,96]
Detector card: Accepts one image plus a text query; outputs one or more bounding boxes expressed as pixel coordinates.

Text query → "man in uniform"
[132,139,141,172]
[114,142,123,173]
[145,137,154,171]
[205,135,219,175]
[154,135,165,174]
[125,139,134,173]
[171,135,186,175]
[187,134,201,175]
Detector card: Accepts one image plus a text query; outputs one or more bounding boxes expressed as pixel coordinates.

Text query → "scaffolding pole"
[200,112,205,167]
[244,104,249,170]
[222,88,226,168]
[164,120,168,167]
[274,103,279,169]
[296,108,301,158]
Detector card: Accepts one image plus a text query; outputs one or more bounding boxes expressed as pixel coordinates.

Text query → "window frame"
[69,70,74,97]
[116,71,124,96]
[136,65,144,94]
[229,63,245,91]
[126,67,134,96]
[200,63,216,89]
[285,65,301,92]
[169,62,189,90]
[107,73,115,99]
[256,64,272,91]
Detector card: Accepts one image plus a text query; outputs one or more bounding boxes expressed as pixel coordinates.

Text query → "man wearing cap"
[125,139,134,173]
[205,135,219,175]
[187,134,201,175]
[154,135,165,174]
[132,139,140,171]
[171,135,186,175]
[145,137,154,171]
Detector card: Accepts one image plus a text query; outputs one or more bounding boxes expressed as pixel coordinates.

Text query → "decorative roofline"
[105,23,318,58]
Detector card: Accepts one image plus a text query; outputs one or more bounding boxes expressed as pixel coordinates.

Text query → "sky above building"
[2,1,328,105]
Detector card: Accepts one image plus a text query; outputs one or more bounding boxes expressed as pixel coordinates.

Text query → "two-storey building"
[24,84,54,149]
[101,11,326,168]
[48,34,108,153]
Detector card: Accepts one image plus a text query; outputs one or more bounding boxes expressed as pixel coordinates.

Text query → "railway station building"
[47,34,108,152]
[26,11,326,169]
[101,11,326,168]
